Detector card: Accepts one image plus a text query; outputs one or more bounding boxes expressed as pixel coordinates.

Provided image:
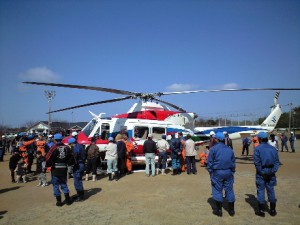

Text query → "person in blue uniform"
[207,132,236,217]
[68,137,86,202]
[170,133,182,175]
[254,131,280,217]
[46,133,76,207]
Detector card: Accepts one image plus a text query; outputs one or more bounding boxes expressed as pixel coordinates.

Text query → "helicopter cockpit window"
[134,126,149,140]
[82,119,97,137]
[152,127,166,140]
[101,123,110,140]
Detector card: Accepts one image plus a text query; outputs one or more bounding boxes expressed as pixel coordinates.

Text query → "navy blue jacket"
[170,138,182,158]
[254,142,279,175]
[207,142,236,174]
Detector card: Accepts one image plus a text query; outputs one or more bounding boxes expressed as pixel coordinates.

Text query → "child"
[36,151,48,187]
[199,145,210,167]
[9,151,20,183]
[15,157,27,183]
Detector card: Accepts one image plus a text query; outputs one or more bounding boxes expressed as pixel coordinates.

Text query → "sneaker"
[42,184,46,187]
[37,183,42,186]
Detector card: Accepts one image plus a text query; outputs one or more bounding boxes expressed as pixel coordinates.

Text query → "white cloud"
[220,83,239,89]
[166,83,198,92]
[19,67,61,82]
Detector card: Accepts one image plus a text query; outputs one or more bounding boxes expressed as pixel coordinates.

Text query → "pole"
[288,103,293,133]
[44,90,56,135]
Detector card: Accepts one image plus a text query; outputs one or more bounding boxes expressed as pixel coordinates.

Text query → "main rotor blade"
[48,96,132,114]
[153,98,187,113]
[158,88,300,96]
[23,82,137,96]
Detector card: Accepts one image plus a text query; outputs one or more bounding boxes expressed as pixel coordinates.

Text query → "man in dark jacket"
[143,134,157,177]
[116,134,126,177]
[46,133,76,207]
[170,133,182,176]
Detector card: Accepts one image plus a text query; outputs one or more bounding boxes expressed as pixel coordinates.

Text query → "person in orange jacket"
[199,145,210,167]
[36,135,46,156]
[178,132,186,172]
[123,132,134,175]
[251,134,260,150]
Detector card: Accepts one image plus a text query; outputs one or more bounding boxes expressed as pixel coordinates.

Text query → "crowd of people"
[0,129,297,216]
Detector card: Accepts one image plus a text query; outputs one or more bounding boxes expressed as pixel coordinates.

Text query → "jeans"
[186,156,197,174]
[107,158,118,173]
[172,157,181,169]
[51,175,69,197]
[157,152,167,169]
[145,153,156,176]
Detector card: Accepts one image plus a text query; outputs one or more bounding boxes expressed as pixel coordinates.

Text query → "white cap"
[72,131,78,136]
[148,134,152,138]
[48,134,53,138]
[291,132,294,134]
[223,131,227,134]
[209,131,215,135]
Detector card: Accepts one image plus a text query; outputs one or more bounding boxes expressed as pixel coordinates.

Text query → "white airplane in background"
[194,92,282,140]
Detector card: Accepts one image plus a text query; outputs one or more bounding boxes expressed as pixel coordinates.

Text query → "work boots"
[256,203,265,217]
[74,190,85,202]
[64,193,72,205]
[56,196,62,207]
[213,201,223,217]
[228,202,235,216]
[269,202,277,216]
[114,171,119,181]
[108,173,113,181]
[172,169,177,176]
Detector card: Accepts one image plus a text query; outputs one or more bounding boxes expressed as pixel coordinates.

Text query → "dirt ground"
[0,140,299,225]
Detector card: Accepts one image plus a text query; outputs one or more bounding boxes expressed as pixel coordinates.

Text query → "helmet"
[71,131,78,136]
[54,133,63,140]
[68,137,76,144]
[108,137,114,141]
[257,132,268,139]
[209,131,215,136]
[214,132,224,141]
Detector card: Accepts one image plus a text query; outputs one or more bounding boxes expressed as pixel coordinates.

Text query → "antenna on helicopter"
[89,111,106,120]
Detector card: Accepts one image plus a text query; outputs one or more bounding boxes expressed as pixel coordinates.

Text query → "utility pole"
[44,90,56,135]
[288,103,293,133]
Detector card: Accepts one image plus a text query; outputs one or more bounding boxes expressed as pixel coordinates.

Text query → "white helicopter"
[194,91,282,140]
[23,82,300,164]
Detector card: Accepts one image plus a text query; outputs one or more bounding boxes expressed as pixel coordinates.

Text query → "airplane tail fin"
[260,92,282,128]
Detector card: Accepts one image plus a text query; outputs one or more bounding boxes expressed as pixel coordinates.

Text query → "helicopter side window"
[134,126,149,140]
[152,127,166,140]
[101,123,110,140]
[82,119,97,137]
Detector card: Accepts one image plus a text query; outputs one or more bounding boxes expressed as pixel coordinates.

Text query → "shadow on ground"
[0,210,7,219]
[0,186,21,194]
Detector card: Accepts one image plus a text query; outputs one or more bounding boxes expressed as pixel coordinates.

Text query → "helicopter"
[23,81,300,164]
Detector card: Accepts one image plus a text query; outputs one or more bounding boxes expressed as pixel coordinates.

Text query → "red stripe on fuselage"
[113,110,178,121]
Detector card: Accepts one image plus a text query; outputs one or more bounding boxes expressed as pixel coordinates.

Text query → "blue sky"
[0,0,300,128]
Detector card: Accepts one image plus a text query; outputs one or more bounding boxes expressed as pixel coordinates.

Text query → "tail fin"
[261,92,282,128]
